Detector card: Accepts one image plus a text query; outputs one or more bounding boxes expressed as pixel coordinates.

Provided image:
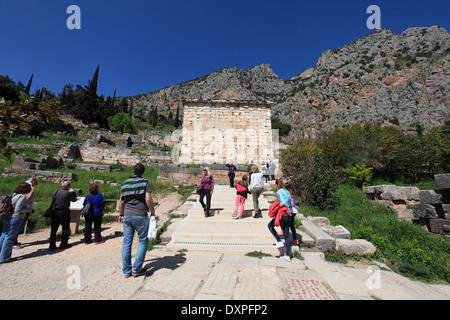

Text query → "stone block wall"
[362,185,420,221]
[178,100,275,165]
[79,140,145,166]
[363,174,450,238]
[158,165,251,185]
[412,174,450,237]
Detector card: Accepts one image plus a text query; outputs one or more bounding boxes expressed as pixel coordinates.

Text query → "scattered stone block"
[301,220,335,251]
[412,203,438,219]
[306,216,331,226]
[435,174,450,190]
[429,219,450,234]
[335,239,377,256]
[419,190,450,205]
[320,225,351,239]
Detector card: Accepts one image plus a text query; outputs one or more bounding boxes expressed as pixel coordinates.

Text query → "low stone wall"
[2,168,76,182]
[79,140,145,166]
[362,185,420,221]
[158,165,251,185]
[363,174,450,238]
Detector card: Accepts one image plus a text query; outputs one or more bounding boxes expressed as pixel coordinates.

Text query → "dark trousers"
[199,189,212,214]
[84,215,103,243]
[228,173,235,187]
[268,214,292,256]
[50,209,71,249]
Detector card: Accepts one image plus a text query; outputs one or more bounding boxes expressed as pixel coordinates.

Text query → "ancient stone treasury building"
[178,100,277,165]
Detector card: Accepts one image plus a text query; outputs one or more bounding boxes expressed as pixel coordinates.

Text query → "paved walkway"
[0,186,449,301]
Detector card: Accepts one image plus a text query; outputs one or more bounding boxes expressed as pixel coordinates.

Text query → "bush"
[107,113,138,134]
[343,163,373,187]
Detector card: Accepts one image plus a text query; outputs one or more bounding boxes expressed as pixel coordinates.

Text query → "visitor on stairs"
[233,175,250,219]
[285,182,302,246]
[267,178,293,262]
[199,167,214,217]
[249,165,264,218]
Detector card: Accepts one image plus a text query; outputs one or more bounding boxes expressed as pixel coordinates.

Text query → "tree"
[107,113,138,134]
[174,105,180,128]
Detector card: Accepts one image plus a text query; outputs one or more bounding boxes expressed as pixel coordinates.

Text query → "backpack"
[0,194,15,220]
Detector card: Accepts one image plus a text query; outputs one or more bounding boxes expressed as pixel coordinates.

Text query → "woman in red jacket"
[232,175,250,219]
[267,178,293,262]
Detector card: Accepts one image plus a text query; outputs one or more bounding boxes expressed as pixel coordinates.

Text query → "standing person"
[119,163,155,278]
[284,182,301,246]
[49,181,77,251]
[249,165,264,218]
[13,177,38,249]
[0,183,32,263]
[232,175,250,219]
[247,160,254,184]
[199,167,214,217]
[267,178,293,262]
[83,183,106,245]
[261,162,269,183]
[269,161,275,181]
[226,162,237,188]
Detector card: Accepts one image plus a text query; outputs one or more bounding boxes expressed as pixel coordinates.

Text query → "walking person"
[269,161,275,181]
[199,167,214,217]
[285,182,302,246]
[267,178,293,262]
[0,183,32,263]
[261,162,269,183]
[119,163,155,278]
[232,175,250,219]
[226,162,237,188]
[83,183,106,245]
[249,165,264,218]
[49,181,77,251]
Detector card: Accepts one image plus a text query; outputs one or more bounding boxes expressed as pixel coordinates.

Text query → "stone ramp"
[166,185,287,254]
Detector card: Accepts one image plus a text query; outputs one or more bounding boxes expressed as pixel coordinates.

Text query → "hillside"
[128,26,450,142]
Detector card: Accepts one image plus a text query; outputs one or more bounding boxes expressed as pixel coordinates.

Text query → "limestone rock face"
[127,26,450,142]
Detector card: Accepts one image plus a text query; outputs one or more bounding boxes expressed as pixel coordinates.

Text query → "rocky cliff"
[129,26,450,142]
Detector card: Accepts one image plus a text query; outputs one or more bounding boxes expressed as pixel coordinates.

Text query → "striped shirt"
[120,175,152,216]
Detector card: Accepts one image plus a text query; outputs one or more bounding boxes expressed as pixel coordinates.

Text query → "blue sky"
[1,0,449,98]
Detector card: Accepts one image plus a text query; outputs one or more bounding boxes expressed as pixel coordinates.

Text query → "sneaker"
[236,216,243,220]
[232,213,238,218]
[132,269,147,277]
[279,255,291,262]
[95,240,105,245]
[273,241,284,249]
[12,244,22,249]
[124,273,132,279]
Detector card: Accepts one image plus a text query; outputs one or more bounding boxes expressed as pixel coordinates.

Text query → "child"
[233,175,250,219]
[285,182,302,246]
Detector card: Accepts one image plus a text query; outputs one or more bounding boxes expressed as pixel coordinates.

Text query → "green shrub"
[343,163,373,187]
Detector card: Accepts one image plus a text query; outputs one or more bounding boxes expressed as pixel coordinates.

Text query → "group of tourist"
[198,163,302,262]
[0,163,156,278]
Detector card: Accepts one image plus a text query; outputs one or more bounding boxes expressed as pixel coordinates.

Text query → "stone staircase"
[165,185,318,256]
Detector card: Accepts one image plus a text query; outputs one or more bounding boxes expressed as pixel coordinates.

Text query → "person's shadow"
[142,253,186,277]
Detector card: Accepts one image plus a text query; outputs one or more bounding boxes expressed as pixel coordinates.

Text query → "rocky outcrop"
[126,26,450,142]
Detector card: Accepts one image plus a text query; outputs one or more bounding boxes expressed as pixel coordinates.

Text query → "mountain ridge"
[129,26,450,142]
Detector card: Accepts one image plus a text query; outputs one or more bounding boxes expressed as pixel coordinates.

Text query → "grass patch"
[245,251,272,259]
[299,184,450,283]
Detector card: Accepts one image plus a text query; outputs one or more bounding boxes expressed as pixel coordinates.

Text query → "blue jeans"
[122,215,149,275]
[268,214,292,256]
[0,217,23,263]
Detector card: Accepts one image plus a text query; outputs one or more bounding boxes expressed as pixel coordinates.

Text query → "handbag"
[44,191,58,218]
[80,195,92,217]
[196,184,204,195]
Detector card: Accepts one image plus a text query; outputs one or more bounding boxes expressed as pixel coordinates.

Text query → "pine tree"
[25,74,33,95]
[174,105,180,128]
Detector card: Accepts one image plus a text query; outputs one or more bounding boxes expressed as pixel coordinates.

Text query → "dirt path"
[0,192,182,299]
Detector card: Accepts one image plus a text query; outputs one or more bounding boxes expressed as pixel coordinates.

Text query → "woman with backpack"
[83,183,106,245]
[0,183,32,263]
